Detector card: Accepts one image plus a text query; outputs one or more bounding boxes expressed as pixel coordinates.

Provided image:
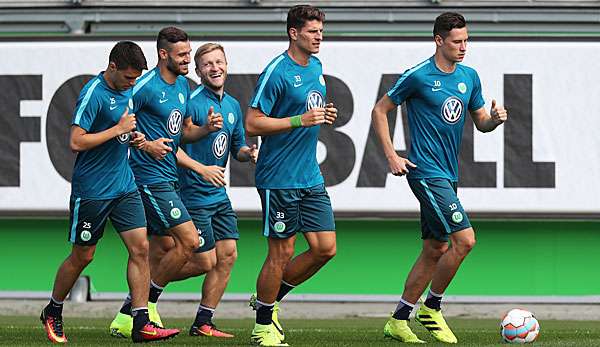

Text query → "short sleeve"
[250,58,285,116]
[231,101,247,157]
[72,80,101,131]
[132,82,149,114]
[182,79,192,120]
[468,70,485,111]
[387,69,417,105]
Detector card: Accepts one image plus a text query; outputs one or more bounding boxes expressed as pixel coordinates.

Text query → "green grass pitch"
[4,316,600,346]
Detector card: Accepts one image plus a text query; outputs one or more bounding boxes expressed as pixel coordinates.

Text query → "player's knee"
[72,251,94,268]
[267,249,294,269]
[129,241,149,261]
[217,249,237,270]
[425,242,448,260]
[190,254,215,275]
[314,244,336,263]
[457,237,476,256]
[178,236,200,258]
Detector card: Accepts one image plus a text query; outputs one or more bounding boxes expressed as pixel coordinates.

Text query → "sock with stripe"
[119,294,132,315]
[44,297,64,317]
[149,280,164,304]
[424,289,443,310]
[255,300,274,325]
[131,307,150,331]
[193,304,215,326]
[276,280,296,302]
[392,298,415,320]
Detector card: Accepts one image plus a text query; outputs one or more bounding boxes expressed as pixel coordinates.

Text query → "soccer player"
[245,5,338,346]
[371,12,508,343]
[40,41,180,343]
[109,27,222,337]
[173,42,258,338]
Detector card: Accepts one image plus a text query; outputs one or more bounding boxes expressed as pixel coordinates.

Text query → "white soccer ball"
[500,309,540,344]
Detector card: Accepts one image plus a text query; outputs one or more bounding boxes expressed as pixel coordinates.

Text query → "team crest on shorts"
[80,230,92,242]
[212,132,228,159]
[198,236,205,247]
[274,221,286,233]
[167,109,183,135]
[306,90,324,111]
[170,207,181,219]
[452,211,464,223]
[441,96,463,124]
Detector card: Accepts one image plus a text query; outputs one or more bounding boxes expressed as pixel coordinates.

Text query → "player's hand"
[388,154,417,176]
[144,138,173,160]
[198,165,226,187]
[207,106,223,132]
[243,144,259,164]
[129,131,146,150]
[490,99,507,125]
[301,107,326,127]
[324,103,338,125]
[116,107,136,135]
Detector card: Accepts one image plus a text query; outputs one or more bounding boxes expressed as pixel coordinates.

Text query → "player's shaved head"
[433,12,466,39]
[286,4,325,40]
[109,41,147,71]
[157,26,190,51]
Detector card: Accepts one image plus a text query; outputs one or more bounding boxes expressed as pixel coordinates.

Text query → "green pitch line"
[1,218,600,295]
[3,316,600,346]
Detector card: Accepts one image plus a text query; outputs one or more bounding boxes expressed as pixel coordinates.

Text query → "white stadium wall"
[0,39,595,214]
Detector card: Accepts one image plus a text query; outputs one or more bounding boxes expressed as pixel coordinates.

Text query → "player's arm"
[236,145,258,163]
[70,108,136,152]
[470,99,508,133]
[371,95,416,176]
[181,107,223,143]
[245,106,328,137]
[175,148,226,187]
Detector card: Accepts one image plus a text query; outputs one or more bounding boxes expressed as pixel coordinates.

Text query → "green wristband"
[290,115,303,128]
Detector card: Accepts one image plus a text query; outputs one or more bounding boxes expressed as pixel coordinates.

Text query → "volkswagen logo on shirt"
[212,132,228,159]
[116,132,130,144]
[167,109,183,135]
[306,90,324,111]
[441,96,464,124]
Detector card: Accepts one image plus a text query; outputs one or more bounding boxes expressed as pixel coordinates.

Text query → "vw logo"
[441,97,463,124]
[306,90,324,111]
[116,132,130,144]
[167,109,183,135]
[212,132,228,159]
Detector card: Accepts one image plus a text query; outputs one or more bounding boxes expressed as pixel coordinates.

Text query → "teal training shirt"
[250,51,326,189]
[387,56,485,181]
[129,67,190,185]
[71,72,137,199]
[179,85,247,208]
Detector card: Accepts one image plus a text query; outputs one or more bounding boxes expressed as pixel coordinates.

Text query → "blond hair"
[194,43,226,65]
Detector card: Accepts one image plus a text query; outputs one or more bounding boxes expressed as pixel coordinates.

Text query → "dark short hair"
[433,12,466,39]
[109,41,147,71]
[156,26,189,51]
[286,5,325,39]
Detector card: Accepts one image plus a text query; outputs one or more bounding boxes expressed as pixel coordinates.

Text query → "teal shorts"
[258,183,336,239]
[188,199,239,253]
[408,178,471,242]
[138,182,191,236]
[68,189,146,246]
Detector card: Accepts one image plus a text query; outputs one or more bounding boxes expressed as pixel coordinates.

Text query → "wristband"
[290,115,303,128]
